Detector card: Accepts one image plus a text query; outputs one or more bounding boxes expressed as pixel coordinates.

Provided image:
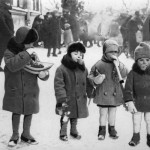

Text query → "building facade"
[10,0,41,31]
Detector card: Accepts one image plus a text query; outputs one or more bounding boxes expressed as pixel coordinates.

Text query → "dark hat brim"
[22,28,39,44]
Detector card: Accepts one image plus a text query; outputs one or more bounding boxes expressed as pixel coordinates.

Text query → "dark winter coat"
[54,54,93,118]
[70,16,80,41]
[42,16,53,49]
[127,16,143,57]
[51,16,61,49]
[124,63,150,112]
[89,58,128,106]
[3,39,48,115]
[143,15,150,41]
[0,3,14,62]
[32,15,43,45]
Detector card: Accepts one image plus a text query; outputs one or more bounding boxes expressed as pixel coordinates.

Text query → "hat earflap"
[23,29,39,44]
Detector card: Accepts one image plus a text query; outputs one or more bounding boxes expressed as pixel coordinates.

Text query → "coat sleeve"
[85,68,95,98]
[54,67,67,104]
[88,64,97,81]
[0,15,14,37]
[4,50,31,72]
[124,71,134,102]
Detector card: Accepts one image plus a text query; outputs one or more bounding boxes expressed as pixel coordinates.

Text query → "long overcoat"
[0,3,14,62]
[3,49,41,115]
[124,63,150,112]
[54,55,93,118]
[89,59,128,106]
[127,16,143,58]
[50,16,61,49]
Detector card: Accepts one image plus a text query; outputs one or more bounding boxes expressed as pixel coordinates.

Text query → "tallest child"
[3,26,49,147]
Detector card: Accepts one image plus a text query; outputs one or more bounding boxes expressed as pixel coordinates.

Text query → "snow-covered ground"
[0,45,149,150]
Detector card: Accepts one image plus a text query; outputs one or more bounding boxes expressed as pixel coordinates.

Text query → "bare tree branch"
[122,0,128,11]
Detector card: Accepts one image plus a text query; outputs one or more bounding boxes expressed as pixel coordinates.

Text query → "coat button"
[144,96,146,99]
[104,92,107,95]
[83,82,85,86]
[113,92,116,96]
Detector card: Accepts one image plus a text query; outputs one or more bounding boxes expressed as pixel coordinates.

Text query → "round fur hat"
[134,42,150,61]
[67,42,86,56]
[15,26,39,44]
[103,39,119,53]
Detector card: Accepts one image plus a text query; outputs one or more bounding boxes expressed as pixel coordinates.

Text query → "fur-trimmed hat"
[15,26,39,44]
[67,42,86,56]
[103,39,119,53]
[134,42,150,61]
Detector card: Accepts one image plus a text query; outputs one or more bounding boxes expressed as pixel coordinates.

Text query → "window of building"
[11,0,40,11]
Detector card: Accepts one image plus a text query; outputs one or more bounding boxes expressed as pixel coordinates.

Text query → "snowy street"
[0,45,149,150]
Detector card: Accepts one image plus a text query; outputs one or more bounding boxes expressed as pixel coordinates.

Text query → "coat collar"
[132,62,150,75]
[7,37,25,54]
[61,54,85,71]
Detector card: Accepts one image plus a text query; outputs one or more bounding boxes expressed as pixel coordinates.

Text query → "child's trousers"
[60,117,78,136]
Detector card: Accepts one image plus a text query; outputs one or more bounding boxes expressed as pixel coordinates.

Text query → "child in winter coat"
[89,39,128,140]
[3,26,49,147]
[124,42,150,147]
[54,42,93,141]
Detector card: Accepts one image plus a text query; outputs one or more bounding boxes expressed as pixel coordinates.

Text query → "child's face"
[105,45,119,61]
[137,58,150,71]
[71,51,84,63]
[24,43,34,49]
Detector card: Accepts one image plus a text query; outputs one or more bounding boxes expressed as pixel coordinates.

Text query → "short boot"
[108,125,119,139]
[147,134,150,147]
[70,118,81,140]
[129,133,140,146]
[21,115,38,145]
[98,126,106,140]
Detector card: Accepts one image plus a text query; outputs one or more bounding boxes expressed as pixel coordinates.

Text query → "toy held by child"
[124,42,150,147]
[89,39,128,141]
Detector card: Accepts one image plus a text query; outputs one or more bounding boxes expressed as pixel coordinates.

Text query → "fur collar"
[61,54,85,71]
[132,62,150,75]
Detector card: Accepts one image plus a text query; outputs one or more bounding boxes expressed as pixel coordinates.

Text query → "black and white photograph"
[0,0,150,149]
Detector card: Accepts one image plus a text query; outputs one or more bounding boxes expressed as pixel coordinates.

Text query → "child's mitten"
[94,74,105,84]
[38,70,49,80]
[126,101,137,114]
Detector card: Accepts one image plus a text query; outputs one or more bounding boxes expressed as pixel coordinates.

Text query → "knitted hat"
[103,39,119,53]
[134,42,150,61]
[67,42,86,56]
[15,26,39,44]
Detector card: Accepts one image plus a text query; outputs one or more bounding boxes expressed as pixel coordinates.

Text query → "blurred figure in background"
[32,14,44,47]
[0,0,14,71]
[51,10,62,57]
[127,11,143,58]
[42,12,53,57]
